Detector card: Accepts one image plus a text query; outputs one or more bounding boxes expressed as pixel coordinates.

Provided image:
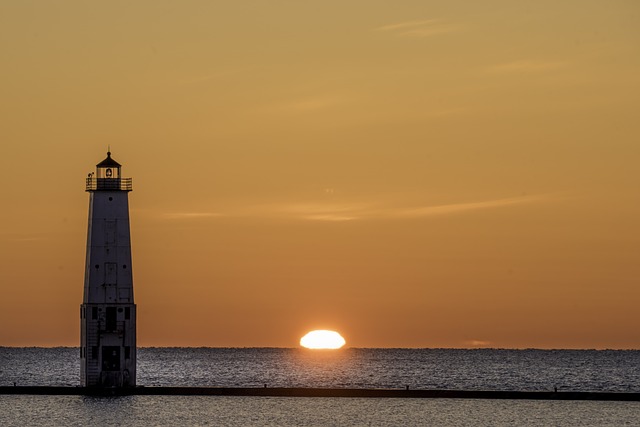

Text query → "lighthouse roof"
[96,151,121,168]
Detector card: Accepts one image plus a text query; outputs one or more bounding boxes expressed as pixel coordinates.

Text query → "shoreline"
[1,386,639,401]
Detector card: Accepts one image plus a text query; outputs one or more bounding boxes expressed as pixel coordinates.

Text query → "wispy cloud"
[390,195,543,219]
[0,232,46,243]
[275,202,366,222]
[178,69,243,86]
[162,212,222,220]
[401,26,460,38]
[157,194,550,223]
[9,236,44,242]
[487,59,568,74]
[421,107,466,118]
[272,194,547,222]
[274,95,348,113]
[377,19,461,38]
[376,19,439,32]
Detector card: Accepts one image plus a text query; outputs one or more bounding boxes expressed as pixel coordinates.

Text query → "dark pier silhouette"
[2,387,639,401]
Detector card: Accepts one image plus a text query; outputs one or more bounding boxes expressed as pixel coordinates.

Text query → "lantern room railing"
[86,177,132,191]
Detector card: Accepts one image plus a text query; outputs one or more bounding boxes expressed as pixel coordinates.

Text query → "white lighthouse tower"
[80,151,136,387]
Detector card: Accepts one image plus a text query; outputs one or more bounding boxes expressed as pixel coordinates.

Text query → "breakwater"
[2,386,639,401]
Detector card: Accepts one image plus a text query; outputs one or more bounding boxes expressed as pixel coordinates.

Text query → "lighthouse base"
[80,303,136,388]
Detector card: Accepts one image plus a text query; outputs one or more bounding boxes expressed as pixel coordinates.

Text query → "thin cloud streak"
[269,194,548,222]
[377,19,461,38]
[178,68,248,86]
[392,195,543,218]
[487,59,568,73]
[399,25,460,38]
[7,236,44,242]
[273,95,348,113]
[162,212,223,220]
[278,202,366,222]
[422,107,466,118]
[157,194,549,222]
[376,19,439,32]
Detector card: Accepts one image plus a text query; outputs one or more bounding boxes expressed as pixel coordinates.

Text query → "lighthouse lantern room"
[80,151,136,387]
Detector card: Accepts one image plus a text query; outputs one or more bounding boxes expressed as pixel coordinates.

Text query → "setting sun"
[300,330,346,349]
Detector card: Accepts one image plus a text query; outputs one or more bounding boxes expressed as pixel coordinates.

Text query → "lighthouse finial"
[107,145,111,156]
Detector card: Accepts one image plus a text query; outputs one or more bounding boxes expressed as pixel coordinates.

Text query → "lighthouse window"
[109,197,113,201]
[91,346,98,359]
[123,264,127,269]
[125,346,131,360]
[95,264,99,269]
[92,307,98,320]
[125,307,130,320]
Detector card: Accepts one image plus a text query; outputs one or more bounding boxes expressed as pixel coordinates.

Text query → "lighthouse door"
[102,346,120,371]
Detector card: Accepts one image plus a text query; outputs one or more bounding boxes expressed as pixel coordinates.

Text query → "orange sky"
[1,1,639,348]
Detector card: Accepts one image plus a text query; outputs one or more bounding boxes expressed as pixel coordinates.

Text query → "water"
[1,348,640,425]
[1,395,639,426]
[2,347,640,391]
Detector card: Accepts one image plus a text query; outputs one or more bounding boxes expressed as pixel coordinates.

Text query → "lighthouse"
[80,152,136,387]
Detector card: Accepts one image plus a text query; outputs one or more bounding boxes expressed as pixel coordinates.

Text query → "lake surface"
[1,348,639,425]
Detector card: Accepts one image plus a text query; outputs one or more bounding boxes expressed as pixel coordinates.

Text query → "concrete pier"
[1,387,639,401]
